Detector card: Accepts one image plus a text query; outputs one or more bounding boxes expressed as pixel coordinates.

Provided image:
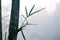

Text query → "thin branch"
[18,15,27,32]
[18,7,46,32]
[21,15,28,25]
[21,30,26,40]
[18,24,26,32]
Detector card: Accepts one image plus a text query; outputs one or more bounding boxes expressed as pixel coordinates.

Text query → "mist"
[2,0,60,40]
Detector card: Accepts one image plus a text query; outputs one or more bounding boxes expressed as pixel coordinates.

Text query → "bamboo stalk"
[9,0,20,40]
[0,0,2,40]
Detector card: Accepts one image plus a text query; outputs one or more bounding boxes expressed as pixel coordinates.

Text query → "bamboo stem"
[21,30,26,40]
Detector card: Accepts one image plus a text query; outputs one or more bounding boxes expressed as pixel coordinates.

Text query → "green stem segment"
[0,0,2,40]
[9,0,20,40]
[21,30,26,40]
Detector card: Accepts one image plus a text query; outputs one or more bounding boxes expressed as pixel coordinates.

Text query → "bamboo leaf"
[29,7,46,17]
[5,32,6,40]
[22,15,26,19]
[21,30,26,40]
[29,5,35,16]
[25,6,28,17]
[6,37,8,40]
[27,23,37,25]
[22,15,28,25]
[5,32,7,40]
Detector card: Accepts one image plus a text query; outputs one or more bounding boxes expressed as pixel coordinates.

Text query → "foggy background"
[2,0,60,40]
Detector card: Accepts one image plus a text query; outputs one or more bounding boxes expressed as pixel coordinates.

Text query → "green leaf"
[29,7,46,17]
[5,32,6,40]
[22,15,28,25]
[27,23,37,25]
[25,6,28,17]
[22,15,26,19]
[6,37,8,40]
[4,32,8,40]
[29,5,35,16]
[28,24,37,25]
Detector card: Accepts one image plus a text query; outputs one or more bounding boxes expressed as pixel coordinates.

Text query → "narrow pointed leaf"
[22,15,28,25]
[21,30,26,40]
[25,6,28,17]
[29,5,35,16]
[29,7,46,17]
[5,32,7,40]
[27,23,37,25]
[6,37,8,40]
[22,15,26,19]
